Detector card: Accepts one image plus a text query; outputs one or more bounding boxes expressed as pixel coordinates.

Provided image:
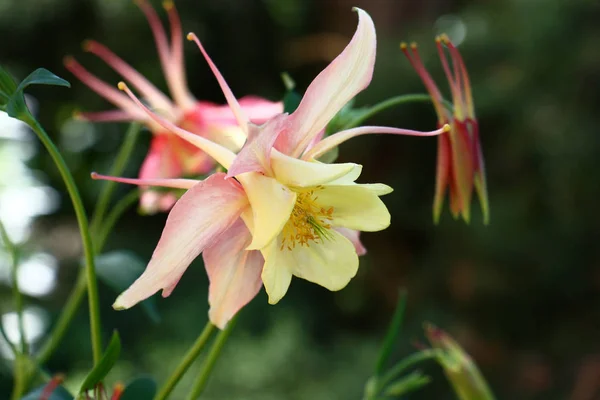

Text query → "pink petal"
[238,96,284,124]
[336,227,367,256]
[204,219,264,329]
[139,134,183,181]
[112,173,248,309]
[226,114,290,178]
[198,97,283,126]
[276,8,376,157]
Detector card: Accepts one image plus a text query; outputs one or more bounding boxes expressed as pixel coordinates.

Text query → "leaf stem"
[21,112,102,364]
[154,322,216,400]
[341,93,454,130]
[186,316,238,400]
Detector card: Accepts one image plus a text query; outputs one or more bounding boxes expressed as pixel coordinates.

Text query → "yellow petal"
[238,172,296,250]
[260,239,293,304]
[317,183,392,231]
[262,230,359,300]
[270,149,359,188]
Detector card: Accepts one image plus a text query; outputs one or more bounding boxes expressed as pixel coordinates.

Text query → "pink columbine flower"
[401,35,489,224]
[65,0,282,213]
[92,8,447,328]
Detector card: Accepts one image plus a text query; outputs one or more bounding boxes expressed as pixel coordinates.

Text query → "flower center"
[280,187,334,251]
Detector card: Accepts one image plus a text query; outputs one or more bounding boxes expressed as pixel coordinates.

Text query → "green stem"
[90,123,141,236]
[95,190,140,252]
[154,322,216,400]
[377,349,443,392]
[36,190,140,366]
[21,112,102,364]
[186,316,239,400]
[36,123,140,366]
[1,219,28,400]
[341,93,454,130]
[0,221,26,354]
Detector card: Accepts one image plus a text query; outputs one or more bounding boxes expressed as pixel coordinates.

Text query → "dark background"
[1,0,600,398]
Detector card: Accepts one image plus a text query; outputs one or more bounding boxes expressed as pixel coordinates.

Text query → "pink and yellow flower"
[66,0,282,213]
[401,35,489,224]
[93,8,446,328]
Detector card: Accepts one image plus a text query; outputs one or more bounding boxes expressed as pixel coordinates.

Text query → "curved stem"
[341,93,454,130]
[94,190,140,252]
[36,189,140,366]
[154,322,216,400]
[377,349,443,393]
[36,123,141,366]
[186,316,238,400]
[90,122,141,236]
[21,112,102,364]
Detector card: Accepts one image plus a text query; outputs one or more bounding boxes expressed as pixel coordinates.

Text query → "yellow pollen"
[280,187,334,251]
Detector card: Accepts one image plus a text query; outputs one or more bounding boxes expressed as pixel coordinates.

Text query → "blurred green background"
[1,0,600,398]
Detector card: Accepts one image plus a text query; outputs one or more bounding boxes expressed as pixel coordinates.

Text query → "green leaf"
[375,289,408,374]
[95,251,161,323]
[119,376,157,400]
[316,146,339,164]
[15,68,70,93]
[5,68,70,118]
[0,65,17,97]
[383,370,431,397]
[21,385,74,400]
[79,330,121,393]
[6,93,27,119]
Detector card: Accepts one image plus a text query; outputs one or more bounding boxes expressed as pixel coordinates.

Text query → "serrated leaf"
[21,385,74,400]
[383,371,431,397]
[79,330,121,393]
[15,68,70,93]
[95,251,160,323]
[119,376,157,400]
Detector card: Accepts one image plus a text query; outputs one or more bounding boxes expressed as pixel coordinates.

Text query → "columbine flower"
[92,8,446,328]
[66,0,282,213]
[425,324,495,400]
[401,35,489,224]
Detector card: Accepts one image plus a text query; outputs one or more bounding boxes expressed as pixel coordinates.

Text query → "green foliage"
[383,371,431,397]
[79,331,121,393]
[0,67,70,118]
[120,376,157,400]
[375,289,407,375]
[95,251,161,323]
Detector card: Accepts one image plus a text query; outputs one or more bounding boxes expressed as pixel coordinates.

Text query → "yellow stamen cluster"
[280,187,334,251]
